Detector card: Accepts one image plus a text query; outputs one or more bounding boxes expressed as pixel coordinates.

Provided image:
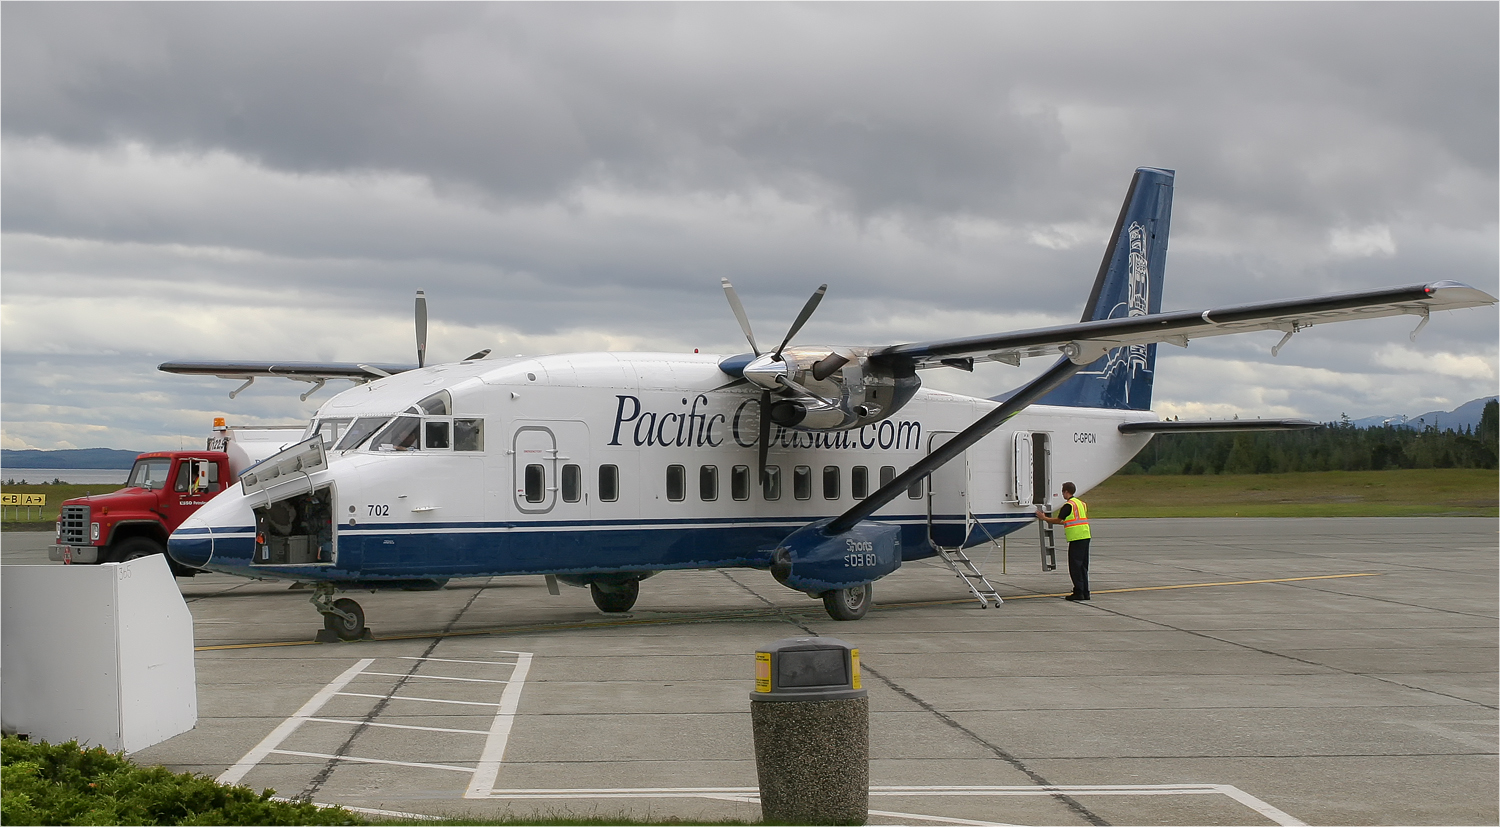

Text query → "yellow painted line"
[194,572,1381,651]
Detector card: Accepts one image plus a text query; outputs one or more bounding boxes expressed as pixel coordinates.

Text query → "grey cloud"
[6,3,1493,223]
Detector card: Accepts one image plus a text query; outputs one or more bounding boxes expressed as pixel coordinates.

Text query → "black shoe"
[1064,594,1083,601]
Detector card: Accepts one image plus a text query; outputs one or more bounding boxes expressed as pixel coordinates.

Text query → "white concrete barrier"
[2,554,196,752]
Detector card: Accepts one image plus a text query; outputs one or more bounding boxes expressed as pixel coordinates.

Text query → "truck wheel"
[111,537,164,563]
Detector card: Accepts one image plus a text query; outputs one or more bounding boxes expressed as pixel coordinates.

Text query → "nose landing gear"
[311,584,372,642]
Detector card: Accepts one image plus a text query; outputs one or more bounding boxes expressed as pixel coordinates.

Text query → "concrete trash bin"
[749,637,868,825]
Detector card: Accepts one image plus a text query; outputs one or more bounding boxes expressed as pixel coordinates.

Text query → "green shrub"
[1,736,365,826]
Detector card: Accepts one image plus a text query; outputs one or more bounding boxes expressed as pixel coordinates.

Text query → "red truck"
[50,422,304,575]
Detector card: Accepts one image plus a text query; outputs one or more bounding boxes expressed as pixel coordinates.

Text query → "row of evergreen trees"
[1120,400,1499,475]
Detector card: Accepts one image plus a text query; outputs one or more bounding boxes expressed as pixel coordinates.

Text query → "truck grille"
[59,504,89,545]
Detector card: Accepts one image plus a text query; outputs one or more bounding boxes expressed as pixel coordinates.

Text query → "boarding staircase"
[931,505,1005,608]
[934,545,1004,608]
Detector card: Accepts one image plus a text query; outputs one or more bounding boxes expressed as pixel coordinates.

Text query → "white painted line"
[867,808,1015,826]
[217,659,375,786]
[271,797,441,821]
[479,783,1303,825]
[1214,784,1309,827]
[464,651,534,798]
[336,691,501,707]
[306,717,490,735]
[270,749,474,774]
[400,656,520,666]
[360,671,511,684]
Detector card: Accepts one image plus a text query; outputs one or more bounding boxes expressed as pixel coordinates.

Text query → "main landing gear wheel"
[823,583,872,621]
[321,598,368,641]
[590,580,639,613]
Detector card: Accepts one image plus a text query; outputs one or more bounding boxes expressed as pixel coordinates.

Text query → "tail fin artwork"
[1036,166,1175,410]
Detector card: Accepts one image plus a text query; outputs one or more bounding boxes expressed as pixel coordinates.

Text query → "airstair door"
[1012,431,1051,506]
[927,431,969,548]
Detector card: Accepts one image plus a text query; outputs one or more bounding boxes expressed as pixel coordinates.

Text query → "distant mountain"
[1,448,141,469]
[1348,396,1497,431]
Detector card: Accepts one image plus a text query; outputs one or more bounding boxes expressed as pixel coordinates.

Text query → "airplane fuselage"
[171,351,1154,587]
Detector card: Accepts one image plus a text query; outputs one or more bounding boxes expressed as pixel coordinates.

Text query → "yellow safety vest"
[1060,497,1091,542]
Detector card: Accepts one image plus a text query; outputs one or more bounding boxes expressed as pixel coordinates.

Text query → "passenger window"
[524,464,545,503]
[454,419,484,451]
[599,465,619,502]
[666,465,686,502]
[880,466,896,488]
[852,466,869,499]
[793,466,812,500]
[561,464,581,503]
[700,465,718,501]
[762,465,782,501]
[822,466,840,500]
[731,465,750,501]
[424,421,451,449]
[908,475,925,499]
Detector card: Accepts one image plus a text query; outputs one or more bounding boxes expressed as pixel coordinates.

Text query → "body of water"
[2,468,130,486]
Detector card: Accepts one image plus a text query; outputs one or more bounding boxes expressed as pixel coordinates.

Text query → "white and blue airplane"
[162,168,1495,640]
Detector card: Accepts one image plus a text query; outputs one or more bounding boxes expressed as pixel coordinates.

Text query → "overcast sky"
[3,2,1496,453]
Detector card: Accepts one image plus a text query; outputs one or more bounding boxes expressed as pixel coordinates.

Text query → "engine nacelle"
[738,346,920,432]
[769,518,903,595]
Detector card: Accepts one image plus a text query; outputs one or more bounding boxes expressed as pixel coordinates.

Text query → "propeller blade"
[758,389,772,486]
[811,352,849,381]
[721,278,760,357]
[415,290,429,369]
[773,283,827,359]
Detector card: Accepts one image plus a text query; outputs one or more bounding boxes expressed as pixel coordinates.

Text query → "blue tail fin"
[1036,167,1174,410]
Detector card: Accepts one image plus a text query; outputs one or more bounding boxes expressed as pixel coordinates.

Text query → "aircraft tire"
[822,583,872,621]
[590,580,639,613]
[323,598,366,641]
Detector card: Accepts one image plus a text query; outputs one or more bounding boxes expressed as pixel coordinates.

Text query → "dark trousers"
[1067,538,1091,598]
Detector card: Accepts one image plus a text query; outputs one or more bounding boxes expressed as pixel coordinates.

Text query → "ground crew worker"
[1035,481,1091,601]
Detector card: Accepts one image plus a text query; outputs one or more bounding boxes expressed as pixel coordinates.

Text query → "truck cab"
[51,421,306,575]
[53,452,230,574]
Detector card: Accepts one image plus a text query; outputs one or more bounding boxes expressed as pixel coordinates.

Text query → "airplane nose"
[168,527,213,568]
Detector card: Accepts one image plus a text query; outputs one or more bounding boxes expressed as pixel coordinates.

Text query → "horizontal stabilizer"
[1119,419,1319,434]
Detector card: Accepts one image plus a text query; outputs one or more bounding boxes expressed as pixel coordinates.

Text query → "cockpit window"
[417,391,451,416]
[371,416,422,451]
[335,417,391,451]
[308,418,353,448]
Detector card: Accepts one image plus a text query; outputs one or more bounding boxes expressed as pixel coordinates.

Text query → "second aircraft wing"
[874,281,1495,369]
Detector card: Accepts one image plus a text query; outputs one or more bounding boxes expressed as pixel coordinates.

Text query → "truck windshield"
[128,458,173,490]
[334,417,391,451]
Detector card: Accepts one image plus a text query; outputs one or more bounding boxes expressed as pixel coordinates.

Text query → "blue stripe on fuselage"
[190,513,1036,582]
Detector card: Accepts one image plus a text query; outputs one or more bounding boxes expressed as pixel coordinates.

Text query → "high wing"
[875,280,1495,369]
[157,361,415,380]
[157,360,417,399]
